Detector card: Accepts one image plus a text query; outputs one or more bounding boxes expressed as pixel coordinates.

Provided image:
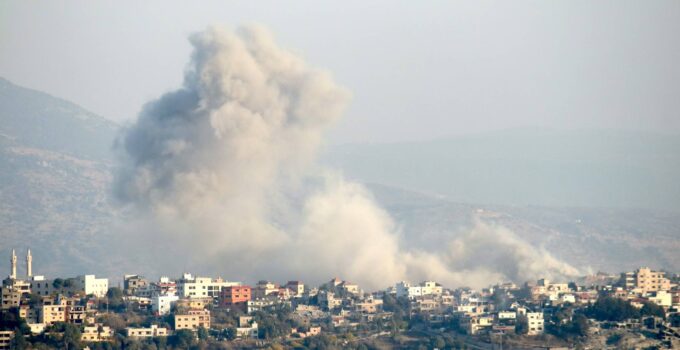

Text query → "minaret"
[10,249,16,279]
[26,249,32,278]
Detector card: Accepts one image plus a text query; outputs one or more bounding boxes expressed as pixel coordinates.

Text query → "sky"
[1,1,679,144]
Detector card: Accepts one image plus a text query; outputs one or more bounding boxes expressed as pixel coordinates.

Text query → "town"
[1,249,678,349]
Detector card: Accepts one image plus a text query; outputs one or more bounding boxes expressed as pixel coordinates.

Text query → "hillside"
[0,78,120,277]
[0,77,678,281]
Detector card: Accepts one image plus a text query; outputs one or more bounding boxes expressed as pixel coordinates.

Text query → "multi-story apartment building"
[221,285,251,308]
[527,312,545,335]
[177,274,240,299]
[174,309,211,330]
[40,304,67,325]
[396,281,443,299]
[74,275,109,297]
[621,268,671,293]
[1,287,21,309]
[151,294,179,316]
[123,275,148,296]
[0,331,13,350]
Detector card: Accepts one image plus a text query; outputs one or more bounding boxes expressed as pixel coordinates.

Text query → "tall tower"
[26,249,32,278]
[10,249,16,279]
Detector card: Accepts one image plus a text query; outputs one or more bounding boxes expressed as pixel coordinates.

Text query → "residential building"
[123,275,148,296]
[221,285,251,308]
[73,275,109,297]
[81,324,113,342]
[151,294,179,316]
[236,316,258,339]
[621,268,671,293]
[127,325,168,338]
[396,281,443,299]
[527,312,545,335]
[285,281,304,296]
[175,309,211,330]
[29,276,55,296]
[177,274,239,299]
[0,331,13,350]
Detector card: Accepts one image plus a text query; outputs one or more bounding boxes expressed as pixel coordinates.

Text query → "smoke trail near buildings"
[114,25,578,289]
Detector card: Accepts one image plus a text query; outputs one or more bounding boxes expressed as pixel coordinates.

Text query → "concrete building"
[621,268,671,293]
[175,309,211,331]
[74,275,109,297]
[647,290,672,307]
[29,276,55,296]
[124,275,148,296]
[1,287,22,309]
[0,331,13,350]
[221,285,251,308]
[127,325,169,338]
[527,312,545,335]
[177,273,240,299]
[152,294,179,316]
[396,281,443,299]
[81,324,113,342]
[285,281,305,296]
[40,304,67,325]
[236,316,259,339]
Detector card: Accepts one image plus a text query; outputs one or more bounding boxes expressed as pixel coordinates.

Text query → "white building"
[74,275,109,297]
[177,273,240,299]
[527,312,544,335]
[152,295,179,315]
[395,281,443,299]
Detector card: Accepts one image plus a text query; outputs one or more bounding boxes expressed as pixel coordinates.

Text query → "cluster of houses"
[1,249,679,349]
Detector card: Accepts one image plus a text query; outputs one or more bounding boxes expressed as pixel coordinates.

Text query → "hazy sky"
[1,1,679,144]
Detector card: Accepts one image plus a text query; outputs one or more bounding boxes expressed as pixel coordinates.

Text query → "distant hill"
[0,77,118,160]
[323,128,680,211]
[0,77,677,281]
[366,183,680,274]
[0,77,121,278]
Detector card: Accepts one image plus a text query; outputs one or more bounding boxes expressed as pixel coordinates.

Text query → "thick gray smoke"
[114,25,578,290]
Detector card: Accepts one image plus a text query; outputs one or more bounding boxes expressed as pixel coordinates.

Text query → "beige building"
[527,312,545,335]
[1,287,22,309]
[175,309,211,330]
[40,304,67,325]
[622,267,671,293]
[81,324,113,342]
[0,331,13,350]
[127,325,168,338]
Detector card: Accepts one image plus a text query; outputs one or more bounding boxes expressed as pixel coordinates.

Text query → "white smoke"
[114,25,579,290]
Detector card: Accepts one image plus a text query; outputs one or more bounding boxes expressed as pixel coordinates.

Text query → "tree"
[197,326,209,340]
[168,329,195,348]
[571,314,589,337]
[106,287,126,312]
[223,327,237,341]
[586,297,640,321]
[430,335,446,349]
[52,278,64,289]
[62,323,82,350]
[640,302,665,319]
[516,315,528,335]
[11,329,28,350]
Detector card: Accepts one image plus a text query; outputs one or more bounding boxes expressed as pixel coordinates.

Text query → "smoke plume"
[114,25,578,290]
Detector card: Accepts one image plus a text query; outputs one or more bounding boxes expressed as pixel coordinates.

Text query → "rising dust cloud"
[114,25,578,290]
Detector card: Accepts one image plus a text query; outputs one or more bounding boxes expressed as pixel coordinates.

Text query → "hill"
[323,128,680,211]
[0,77,120,277]
[0,77,677,281]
